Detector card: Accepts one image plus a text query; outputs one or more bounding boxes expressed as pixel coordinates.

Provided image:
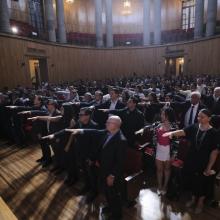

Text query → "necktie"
[102,134,112,148]
[188,105,194,125]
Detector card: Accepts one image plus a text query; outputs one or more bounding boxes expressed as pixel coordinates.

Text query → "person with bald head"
[66,115,127,219]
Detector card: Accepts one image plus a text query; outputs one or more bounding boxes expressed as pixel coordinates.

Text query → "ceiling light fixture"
[66,0,74,4]
[123,0,131,8]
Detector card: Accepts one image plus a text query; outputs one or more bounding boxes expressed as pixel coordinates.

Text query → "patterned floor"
[0,139,220,220]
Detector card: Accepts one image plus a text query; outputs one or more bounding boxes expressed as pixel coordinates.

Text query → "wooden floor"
[0,140,220,220]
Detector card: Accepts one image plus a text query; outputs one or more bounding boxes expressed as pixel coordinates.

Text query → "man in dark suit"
[79,90,103,107]
[66,115,127,219]
[66,107,98,188]
[28,99,61,167]
[94,88,125,128]
[203,87,220,115]
[5,95,47,145]
[171,91,205,128]
[99,96,145,148]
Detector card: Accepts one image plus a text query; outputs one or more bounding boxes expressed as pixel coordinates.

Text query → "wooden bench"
[0,197,17,220]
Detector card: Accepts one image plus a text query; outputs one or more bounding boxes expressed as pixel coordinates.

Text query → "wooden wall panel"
[0,34,220,88]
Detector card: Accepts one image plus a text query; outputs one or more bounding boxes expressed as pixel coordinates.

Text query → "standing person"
[95,88,125,128]
[163,109,219,214]
[99,96,145,148]
[66,116,127,220]
[170,91,205,128]
[28,99,61,167]
[155,107,177,195]
[30,102,75,172]
[136,107,177,195]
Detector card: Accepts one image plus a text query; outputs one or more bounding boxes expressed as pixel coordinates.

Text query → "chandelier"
[123,0,131,8]
[66,0,74,3]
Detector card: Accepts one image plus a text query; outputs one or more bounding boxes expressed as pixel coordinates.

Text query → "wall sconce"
[66,0,74,3]
[123,0,131,8]
[169,59,173,65]
[179,58,184,65]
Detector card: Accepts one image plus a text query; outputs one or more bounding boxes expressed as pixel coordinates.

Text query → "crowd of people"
[0,74,220,219]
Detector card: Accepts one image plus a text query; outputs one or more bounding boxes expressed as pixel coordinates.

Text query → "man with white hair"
[171,91,205,128]
[66,115,127,219]
[184,91,202,127]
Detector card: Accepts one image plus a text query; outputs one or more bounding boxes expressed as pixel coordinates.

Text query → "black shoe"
[54,168,64,176]
[50,166,60,173]
[64,177,78,186]
[85,192,97,204]
[36,157,45,163]
[110,215,122,220]
[42,159,52,168]
[124,200,136,208]
[78,186,90,195]
[102,206,111,214]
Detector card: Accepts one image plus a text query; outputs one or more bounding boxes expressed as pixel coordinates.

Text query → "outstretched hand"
[162,132,173,139]
[41,134,55,140]
[6,106,17,109]
[27,116,38,121]
[18,111,31,115]
[98,109,109,113]
[135,128,144,136]
[65,129,82,135]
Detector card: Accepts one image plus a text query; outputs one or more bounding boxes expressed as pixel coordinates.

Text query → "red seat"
[171,159,184,168]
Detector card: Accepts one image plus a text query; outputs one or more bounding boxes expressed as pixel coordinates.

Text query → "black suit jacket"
[108,107,145,147]
[75,120,99,161]
[94,100,125,128]
[203,95,220,115]
[171,101,205,128]
[83,129,127,180]
[48,110,62,134]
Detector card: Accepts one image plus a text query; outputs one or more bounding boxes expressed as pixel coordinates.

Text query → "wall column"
[95,0,103,47]
[206,0,217,37]
[56,0,67,43]
[194,0,204,39]
[105,0,113,48]
[45,0,56,42]
[143,0,151,46]
[154,0,161,45]
[0,0,11,33]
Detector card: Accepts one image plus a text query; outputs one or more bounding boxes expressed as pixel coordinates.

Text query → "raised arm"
[38,115,62,122]
[162,129,186,139]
